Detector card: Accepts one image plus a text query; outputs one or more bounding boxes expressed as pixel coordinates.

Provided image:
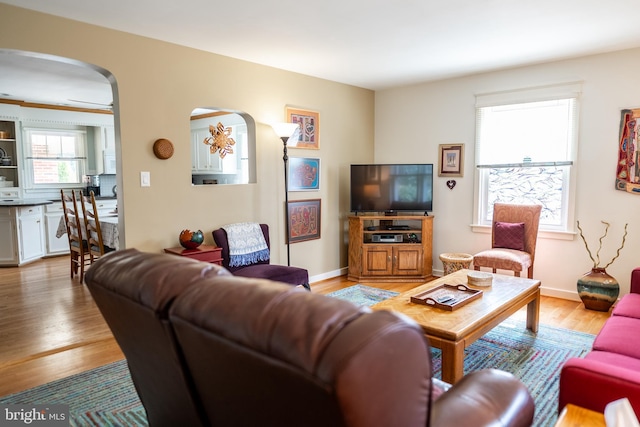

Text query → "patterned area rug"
[0,284,594,427]
[329,284,595,427]
[325,283,399,306]
[0,361,144,426]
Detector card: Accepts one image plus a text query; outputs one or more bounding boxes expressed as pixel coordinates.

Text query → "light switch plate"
[140,171,150,187]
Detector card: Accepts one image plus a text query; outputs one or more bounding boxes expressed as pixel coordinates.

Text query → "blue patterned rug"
[0,285,594,427]
[326,283,399,306]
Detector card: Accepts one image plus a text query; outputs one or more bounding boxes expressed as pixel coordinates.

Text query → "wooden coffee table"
[372,269,541,384]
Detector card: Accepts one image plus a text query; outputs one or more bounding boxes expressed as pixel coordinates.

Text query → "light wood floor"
[0,256,611,397]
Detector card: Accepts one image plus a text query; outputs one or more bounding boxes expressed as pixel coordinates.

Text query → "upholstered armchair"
[213,223,310,290]
[473,203,542,279]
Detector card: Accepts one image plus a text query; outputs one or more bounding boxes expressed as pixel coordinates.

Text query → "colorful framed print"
[285,106,319,149]
[288,157,320,191]
[616,108,640,194]
[438,143,464,177]
[287,199,321,243]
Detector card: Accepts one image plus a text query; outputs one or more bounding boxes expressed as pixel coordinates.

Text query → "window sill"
[470,224,576,241]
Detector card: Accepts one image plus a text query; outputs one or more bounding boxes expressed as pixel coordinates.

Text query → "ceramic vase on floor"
[577,268,620,312]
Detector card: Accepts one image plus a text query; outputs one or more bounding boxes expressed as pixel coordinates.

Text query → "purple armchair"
[213,224,310,290]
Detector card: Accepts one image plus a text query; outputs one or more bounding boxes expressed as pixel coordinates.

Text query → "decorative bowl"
[179,229,204,249]
[467,271,493,287]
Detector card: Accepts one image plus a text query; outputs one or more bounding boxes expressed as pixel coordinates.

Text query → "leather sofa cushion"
[593,315,640,359]
[612,293,640,319]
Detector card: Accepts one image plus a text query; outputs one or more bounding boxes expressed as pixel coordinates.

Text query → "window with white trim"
[23,127,87,189]
[474,83,581,232]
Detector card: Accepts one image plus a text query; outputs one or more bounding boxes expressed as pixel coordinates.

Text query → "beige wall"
[375,49,640,299]
[0,4,375,279]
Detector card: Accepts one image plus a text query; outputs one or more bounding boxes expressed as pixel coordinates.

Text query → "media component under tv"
[350,164,433,214]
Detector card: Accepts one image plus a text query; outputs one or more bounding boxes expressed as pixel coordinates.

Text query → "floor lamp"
[271,123,300,266]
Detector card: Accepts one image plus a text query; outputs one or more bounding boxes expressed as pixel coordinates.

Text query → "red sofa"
[559,267,640,417]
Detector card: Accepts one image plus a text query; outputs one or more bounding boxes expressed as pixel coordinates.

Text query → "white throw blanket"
[222,222,270,267]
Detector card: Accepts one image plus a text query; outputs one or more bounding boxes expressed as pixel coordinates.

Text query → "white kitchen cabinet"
[19,205,45,263]
[0,208,17,263]
[190,121,245,175]
[0,189,19,199]
[0,205,45,266]
[0,119,21,195]
[92,199,117,217]
[91,125,116,175]
[44,202,69,256]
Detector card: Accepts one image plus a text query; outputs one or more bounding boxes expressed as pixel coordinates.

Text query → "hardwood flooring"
[0,256,611,397]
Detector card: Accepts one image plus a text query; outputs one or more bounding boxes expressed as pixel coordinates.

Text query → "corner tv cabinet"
[348,215,433,282]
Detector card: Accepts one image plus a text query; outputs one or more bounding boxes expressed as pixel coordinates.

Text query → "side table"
[164,245,223,266]
[554,404,605,427]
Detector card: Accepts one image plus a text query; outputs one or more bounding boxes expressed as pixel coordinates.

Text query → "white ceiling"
[2,0,640,107]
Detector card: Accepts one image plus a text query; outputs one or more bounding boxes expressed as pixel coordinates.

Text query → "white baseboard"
[309,267,347,284]
[336,267,582,302]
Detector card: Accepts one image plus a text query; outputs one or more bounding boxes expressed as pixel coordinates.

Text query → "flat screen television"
[350,164,433,214]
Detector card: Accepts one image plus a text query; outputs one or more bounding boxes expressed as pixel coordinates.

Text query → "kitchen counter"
[0,199,53,207]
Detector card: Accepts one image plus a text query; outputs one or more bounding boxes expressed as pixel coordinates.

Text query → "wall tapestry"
[616,108,640,194]
[288,157,320,191]
[287,199,321,243]
[285,106,319,149]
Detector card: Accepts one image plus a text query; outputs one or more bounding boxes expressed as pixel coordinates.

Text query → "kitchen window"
[473,82,581,234]
[23,127,87,189]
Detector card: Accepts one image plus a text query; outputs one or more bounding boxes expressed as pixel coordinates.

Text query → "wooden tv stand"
[348,215,433,282]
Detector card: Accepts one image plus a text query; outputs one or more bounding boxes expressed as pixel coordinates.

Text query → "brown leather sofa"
[85,249,535,427]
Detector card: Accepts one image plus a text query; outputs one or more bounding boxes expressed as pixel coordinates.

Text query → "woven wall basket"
[153,138,174,159]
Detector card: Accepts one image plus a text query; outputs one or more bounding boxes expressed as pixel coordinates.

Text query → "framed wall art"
[616,108,640,194]
[288,157,320,191]
[285,106,319,149]
[287,199,321,243]
[438,143,464,177]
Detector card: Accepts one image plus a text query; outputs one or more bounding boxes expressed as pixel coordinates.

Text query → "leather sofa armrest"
[430,369,534,427]
[560,357,640,417]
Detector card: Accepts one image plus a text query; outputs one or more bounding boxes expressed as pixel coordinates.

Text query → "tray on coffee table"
[410,283,482,311]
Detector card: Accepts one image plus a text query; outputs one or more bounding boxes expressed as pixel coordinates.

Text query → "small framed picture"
[287,199,321,243]
[438,144,464,177]
[285,106,319,149]
[288,157,320,191]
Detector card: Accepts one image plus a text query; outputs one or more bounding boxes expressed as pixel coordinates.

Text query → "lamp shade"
[271,122,300,141]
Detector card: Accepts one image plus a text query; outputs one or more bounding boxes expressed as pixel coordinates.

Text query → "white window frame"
[22,126,87,190]
[472,82,582,238]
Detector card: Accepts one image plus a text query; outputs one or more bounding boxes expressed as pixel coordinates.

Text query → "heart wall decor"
[446,180,456,190]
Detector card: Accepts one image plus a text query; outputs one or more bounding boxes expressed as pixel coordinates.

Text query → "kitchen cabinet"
[90,125,116,175]
[44,202,69,256]
[19,206,45,263]
[92,198,117,216]
[0,119,20,195]
[191,127,238,174]
[348,215,433,282]
[0,205,45,266]
[0,208,17,262]
[190,119,245,175]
